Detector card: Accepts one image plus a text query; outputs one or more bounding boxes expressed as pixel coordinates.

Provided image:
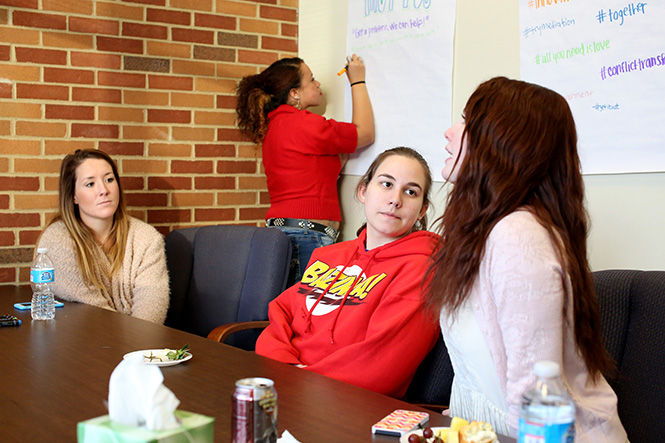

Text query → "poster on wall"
[520,1,665,174]
[344,0,456,175]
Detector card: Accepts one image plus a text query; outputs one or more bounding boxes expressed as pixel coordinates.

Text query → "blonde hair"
[46,149,129,292]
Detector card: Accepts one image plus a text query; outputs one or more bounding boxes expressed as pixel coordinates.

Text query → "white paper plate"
[400,427,451,443]
[123,349,192,366]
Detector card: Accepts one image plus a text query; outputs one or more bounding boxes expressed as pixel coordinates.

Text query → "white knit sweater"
[441,210,627,442]
[37,217,169,324]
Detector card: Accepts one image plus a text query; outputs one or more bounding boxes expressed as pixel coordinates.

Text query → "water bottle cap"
[534,360,560,378]
[37,247,48,254]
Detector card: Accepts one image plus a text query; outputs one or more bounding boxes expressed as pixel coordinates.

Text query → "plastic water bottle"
[30,247,55,320]
[518,361,575,443]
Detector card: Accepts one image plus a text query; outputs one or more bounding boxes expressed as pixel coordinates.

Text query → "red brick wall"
[0,0,298,285]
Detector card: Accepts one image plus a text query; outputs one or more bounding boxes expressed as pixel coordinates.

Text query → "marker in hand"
[338,56,353,76]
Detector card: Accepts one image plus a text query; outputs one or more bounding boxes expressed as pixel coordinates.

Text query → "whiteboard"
[520,1,665,174]
[343,0,457,175]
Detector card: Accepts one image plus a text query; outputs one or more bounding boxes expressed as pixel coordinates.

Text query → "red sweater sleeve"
[304,272,440,397]
[255,288,302,365]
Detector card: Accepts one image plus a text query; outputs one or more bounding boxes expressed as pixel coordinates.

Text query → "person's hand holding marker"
[342,54,374,149]
[338,54,367,88]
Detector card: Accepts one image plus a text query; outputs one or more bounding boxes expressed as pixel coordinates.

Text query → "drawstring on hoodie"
[328,273,361,343]
[303,262,349,332]
[303,247,381,344]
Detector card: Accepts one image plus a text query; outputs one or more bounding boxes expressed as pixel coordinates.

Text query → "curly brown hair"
[425,77,614,380]
[236,57,303,143]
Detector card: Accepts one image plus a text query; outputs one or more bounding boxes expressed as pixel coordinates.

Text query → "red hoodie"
[255,229,441,397]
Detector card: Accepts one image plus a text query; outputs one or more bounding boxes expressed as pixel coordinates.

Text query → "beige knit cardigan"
[37,217,169,324]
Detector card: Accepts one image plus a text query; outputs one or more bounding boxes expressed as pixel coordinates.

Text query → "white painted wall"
[299,0,665,271]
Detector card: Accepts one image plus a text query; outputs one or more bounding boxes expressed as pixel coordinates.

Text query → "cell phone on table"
[14,301,64,310]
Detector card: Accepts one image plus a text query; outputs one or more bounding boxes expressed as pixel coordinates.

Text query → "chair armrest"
[207,321,270,343]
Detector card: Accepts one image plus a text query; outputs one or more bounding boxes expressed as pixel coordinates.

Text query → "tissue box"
[77,410,214,443]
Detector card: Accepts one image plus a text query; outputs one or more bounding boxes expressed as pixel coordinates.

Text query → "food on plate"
[450,417,469,432]
[459,421,498,443]
[165,344,190,360]
[406,418,497,443]
[435,417,469,442]
[407,428,443,443]
[144,344,190,362]
[437,427,459,443]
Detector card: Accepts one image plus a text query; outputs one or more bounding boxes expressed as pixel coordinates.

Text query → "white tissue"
[277,430,302,443]
[108,352,180,431]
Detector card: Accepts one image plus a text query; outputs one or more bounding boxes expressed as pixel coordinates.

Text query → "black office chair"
[164,225,291,350]
[593,269,665,442]
[403,335,453,410]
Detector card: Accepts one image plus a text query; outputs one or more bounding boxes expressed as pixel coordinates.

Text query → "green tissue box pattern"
[77,410,214,443]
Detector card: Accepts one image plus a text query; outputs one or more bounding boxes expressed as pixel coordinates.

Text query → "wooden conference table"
[0,286,515,442]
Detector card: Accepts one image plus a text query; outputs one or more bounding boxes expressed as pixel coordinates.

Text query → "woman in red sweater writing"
[255,147,440,397]
[236,55,375,285]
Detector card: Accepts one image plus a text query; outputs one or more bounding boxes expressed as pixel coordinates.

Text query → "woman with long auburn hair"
[236,55,374,286]
[425,77,627,441]
[36,149,169,324]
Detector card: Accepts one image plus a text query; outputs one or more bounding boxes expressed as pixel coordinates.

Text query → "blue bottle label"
[518,418,574,443]
[30,268,54,284]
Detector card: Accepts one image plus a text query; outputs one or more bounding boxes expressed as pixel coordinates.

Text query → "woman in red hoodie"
[256,147,440,397]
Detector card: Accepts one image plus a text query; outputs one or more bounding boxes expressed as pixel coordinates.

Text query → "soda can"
[232,377,278,443]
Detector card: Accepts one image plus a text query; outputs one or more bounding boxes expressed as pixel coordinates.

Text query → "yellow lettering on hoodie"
[330,273,359,295]
[301,260,329,284]
[313,267,339,290]
[351,273,387,299]
[347,275,374,298]
[302,260,388,300]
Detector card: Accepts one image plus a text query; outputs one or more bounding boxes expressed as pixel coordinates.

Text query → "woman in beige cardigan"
[37,149,169,324]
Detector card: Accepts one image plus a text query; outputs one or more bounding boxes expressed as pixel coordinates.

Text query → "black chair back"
[594,269,665,442]
[403,335,453,407]
[164,225,291,350]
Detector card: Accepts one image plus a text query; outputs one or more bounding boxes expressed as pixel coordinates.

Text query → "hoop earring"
[295,96,301,110]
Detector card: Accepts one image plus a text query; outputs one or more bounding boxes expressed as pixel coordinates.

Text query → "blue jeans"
[273,226,334,287]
